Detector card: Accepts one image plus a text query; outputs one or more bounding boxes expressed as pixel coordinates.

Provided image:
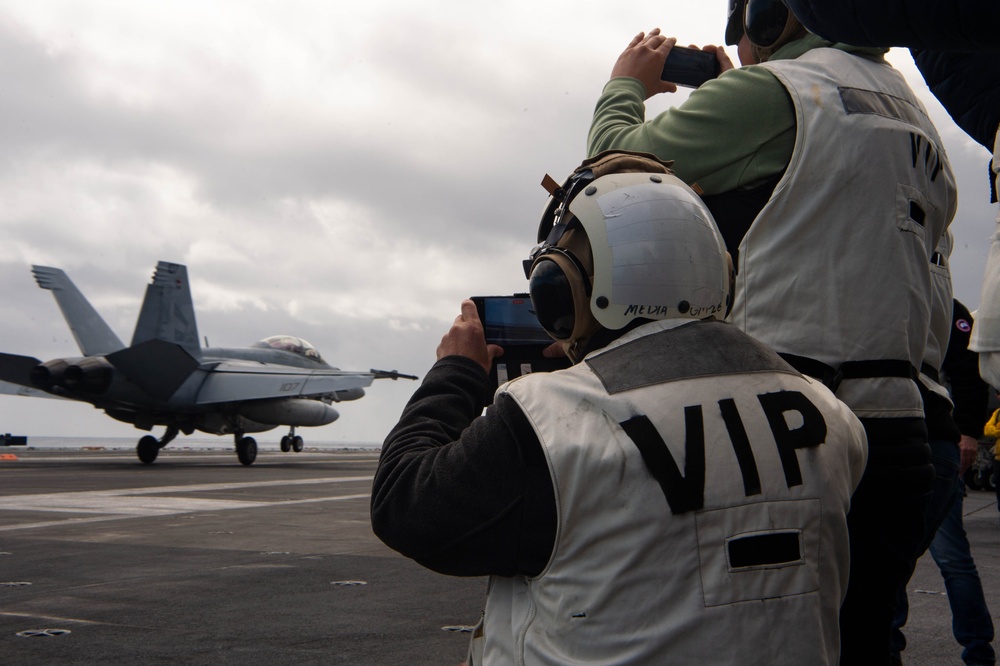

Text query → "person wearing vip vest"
[775,0,1000,421]
[587,2,957,661]
[371,152,868,665]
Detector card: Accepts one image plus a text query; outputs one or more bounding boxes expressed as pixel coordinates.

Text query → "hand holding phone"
[436,300,499,376]
[660,46,720,88]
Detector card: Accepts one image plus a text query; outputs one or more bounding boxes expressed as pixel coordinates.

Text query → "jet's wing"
[0,353,43,389]
[194,363,387,405]
[32,266,125,355]
[0,379,66,399]
[0,353,69,400]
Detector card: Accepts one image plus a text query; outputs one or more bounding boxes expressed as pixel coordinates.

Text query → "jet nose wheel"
[280,435,292,453]
[137,435,159,464]
[236,436,257,466]
[292,435,304,452]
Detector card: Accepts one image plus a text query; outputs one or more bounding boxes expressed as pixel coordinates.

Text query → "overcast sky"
[0,1,994,447]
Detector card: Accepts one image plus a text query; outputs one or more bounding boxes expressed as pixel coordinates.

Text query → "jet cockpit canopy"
[252,335,323,362]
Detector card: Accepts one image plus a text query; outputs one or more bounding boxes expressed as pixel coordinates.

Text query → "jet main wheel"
[236,436,258,466]
[280,435,291,453]
[292,435,304,453]
[137,435,159,465]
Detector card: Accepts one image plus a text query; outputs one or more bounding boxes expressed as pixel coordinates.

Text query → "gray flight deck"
[1,447,998,665]
[0,448,484,665]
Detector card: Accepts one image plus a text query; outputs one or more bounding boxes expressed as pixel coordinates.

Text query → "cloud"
[0,1,994,447]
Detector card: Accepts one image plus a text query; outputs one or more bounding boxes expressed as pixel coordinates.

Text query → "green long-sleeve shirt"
[587,35,887,195]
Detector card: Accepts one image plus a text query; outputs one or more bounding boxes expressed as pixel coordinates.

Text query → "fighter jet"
[0,261,416,465]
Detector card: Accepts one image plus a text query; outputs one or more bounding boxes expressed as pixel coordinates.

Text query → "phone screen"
[476,295,552,346]
[660,46,720,88]
[470,295,570,403]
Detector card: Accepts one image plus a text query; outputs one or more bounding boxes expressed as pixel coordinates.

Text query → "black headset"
[727,0,790,48]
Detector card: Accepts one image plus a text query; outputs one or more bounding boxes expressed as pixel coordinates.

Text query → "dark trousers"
[839,417,933,666]
[891,438,991,663]
[928,478,996,665]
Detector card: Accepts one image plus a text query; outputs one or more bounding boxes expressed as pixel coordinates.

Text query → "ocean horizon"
[1,435,382,452]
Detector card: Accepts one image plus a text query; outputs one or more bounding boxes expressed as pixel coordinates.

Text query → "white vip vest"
[479,320,867,665]
[733,48,957,418]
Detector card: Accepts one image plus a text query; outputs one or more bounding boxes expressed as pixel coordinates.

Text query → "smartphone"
[660,46,720,88]
[471,295,571,403]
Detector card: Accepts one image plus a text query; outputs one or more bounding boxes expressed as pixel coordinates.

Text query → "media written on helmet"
[624,301,727,320]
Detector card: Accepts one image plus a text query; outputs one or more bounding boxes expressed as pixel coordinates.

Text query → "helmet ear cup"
[528,257,579,341]
[744,0,790,48]
[527,227,603,361]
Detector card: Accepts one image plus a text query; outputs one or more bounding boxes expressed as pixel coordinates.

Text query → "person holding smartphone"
[780,0,1000,442]
[587,2,957,662]
[371,153,867,665]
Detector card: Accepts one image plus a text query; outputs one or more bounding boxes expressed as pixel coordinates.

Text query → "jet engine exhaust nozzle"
[63,357,114,394]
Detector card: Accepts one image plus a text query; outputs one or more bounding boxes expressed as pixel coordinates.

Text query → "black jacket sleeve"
[370,355,556,578]
[944,301,991,438]
[912,50,1000,152]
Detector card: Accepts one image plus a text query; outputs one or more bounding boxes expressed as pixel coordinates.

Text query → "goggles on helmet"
[531,167,596,246]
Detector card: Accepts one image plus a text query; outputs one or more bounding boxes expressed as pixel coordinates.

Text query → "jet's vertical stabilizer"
[32,265,126,356]
[131,261,201,358]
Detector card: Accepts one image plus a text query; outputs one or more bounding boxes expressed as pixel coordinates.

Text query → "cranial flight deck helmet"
[726,0,798,49]
[524,151,733,362]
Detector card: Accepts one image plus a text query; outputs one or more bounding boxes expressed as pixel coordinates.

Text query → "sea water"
[8,436,381,452]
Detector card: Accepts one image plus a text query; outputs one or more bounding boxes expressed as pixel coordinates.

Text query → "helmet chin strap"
[563,316,604,364]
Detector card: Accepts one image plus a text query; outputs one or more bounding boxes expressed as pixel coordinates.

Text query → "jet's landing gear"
[136,426,179,465]
[280,427,304,453]
[235,433,257,466]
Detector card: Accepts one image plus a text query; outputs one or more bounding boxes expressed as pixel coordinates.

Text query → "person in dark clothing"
[371,153,867,664]
[893,300,995,665]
